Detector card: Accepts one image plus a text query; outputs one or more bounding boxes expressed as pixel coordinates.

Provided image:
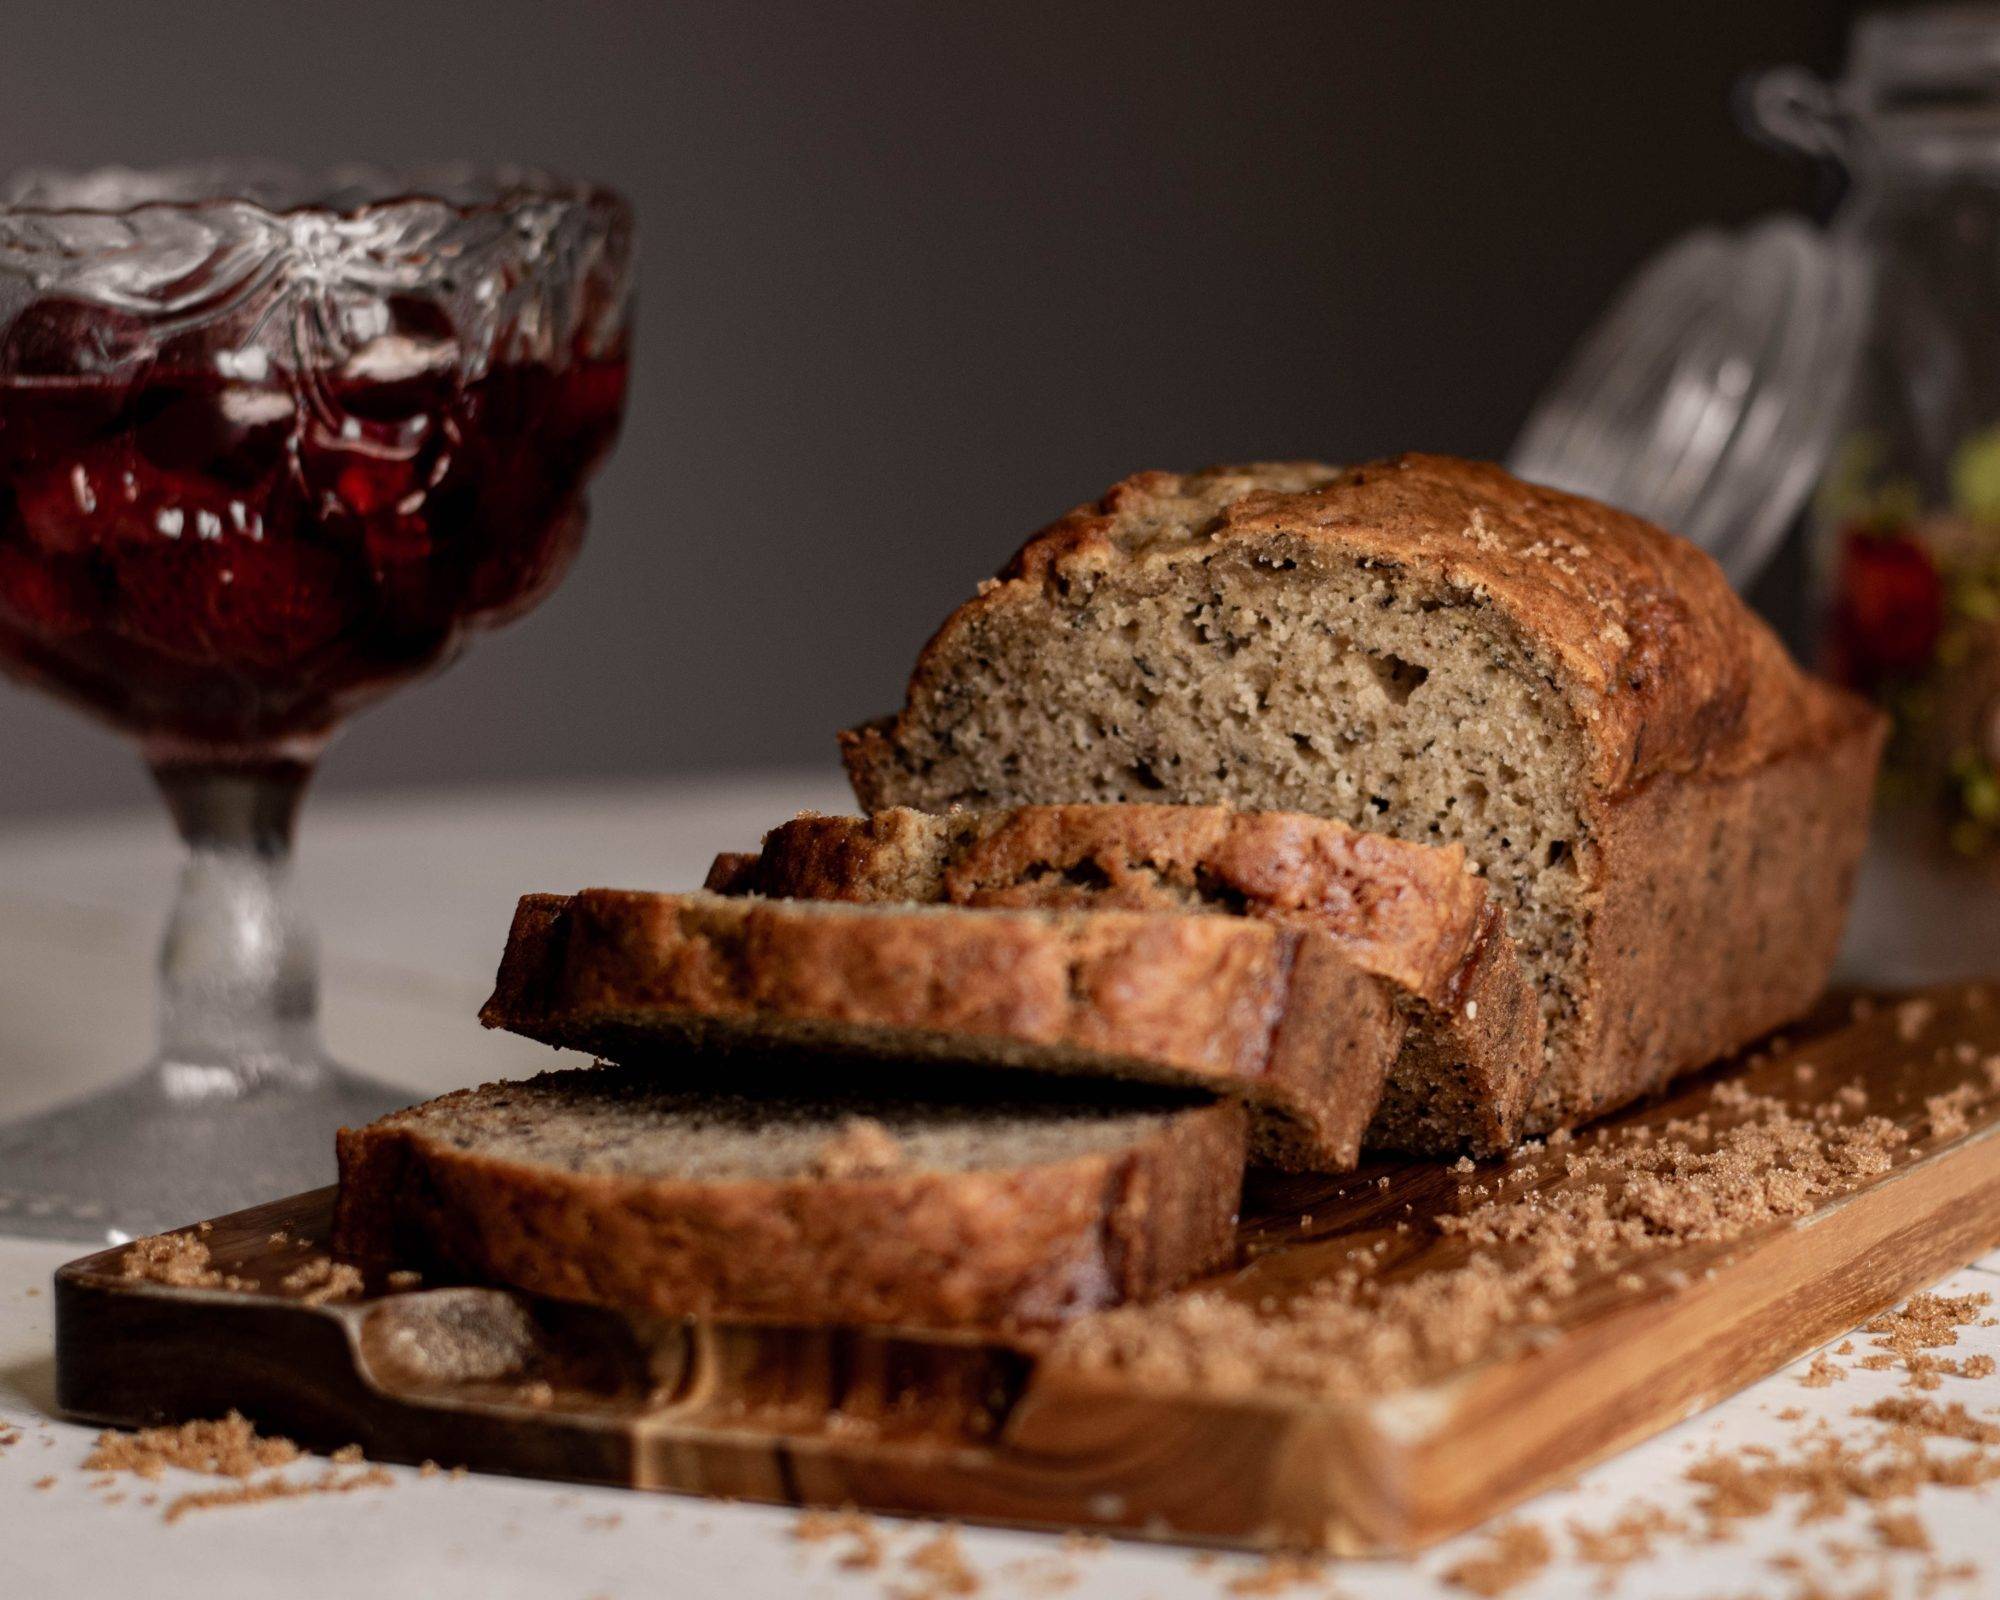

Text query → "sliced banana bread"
[840,453,1886,1131]
[706,803,1542,1154]
[334,1067,1246,1332]
[481,889,1401,1170]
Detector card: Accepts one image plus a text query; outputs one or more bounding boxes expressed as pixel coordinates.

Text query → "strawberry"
[1828,524,1945,688]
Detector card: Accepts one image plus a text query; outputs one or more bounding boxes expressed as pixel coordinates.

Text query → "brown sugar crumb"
[810,1116,906,1180]
[117,1233,249,1292]
[1924,1086,1981,1140]
[1439,1522,1552,1597]
[1685,1423,2000,1542]
[900,1525,979,1598]
[1567,1503,1684,1572]
[84,1412,300,1481]
[161,1465,392,1524]
[997,1551,1083,1596]
[793,1507,886,1572]
[1896,998,1936,1042]
[1860,1291,1993,1387]
[1223,1551,1332,1594]
[329,1443,365,1465]
[385,1269,423,1291]
[1056,1087,1913,1401]
[32,1475,54,1490]
[1872,1510,1932,1552]
[1858,1396,2000,1445]
[278,1256,364,1307]
[1800,1353,1849,1388]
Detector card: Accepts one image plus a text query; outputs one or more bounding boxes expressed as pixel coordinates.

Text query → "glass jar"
[1759,10,2000,977]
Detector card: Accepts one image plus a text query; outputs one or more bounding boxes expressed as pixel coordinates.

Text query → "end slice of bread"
[480,888,1401,1171]
[706,804,1542,1154]
[334,1066,1247,1332]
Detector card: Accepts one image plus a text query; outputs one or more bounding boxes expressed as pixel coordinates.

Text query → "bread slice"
[840,454,1885,1130]
[481,888,1401,1170]
[334,1066,1246,1332]
[706,803,1542,1154]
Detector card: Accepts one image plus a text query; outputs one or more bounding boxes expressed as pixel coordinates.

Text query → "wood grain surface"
[53,984,2000,1554]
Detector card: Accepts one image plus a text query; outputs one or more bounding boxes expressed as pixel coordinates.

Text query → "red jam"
[0,298,626,756]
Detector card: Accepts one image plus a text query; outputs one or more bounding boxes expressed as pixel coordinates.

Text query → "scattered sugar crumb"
[901,1524,980,1597]
[278,1256,364,1306]
[118,1233,249,1292]
[1871,1510,1932,1552]
[84,1413,300,1481]
[1223,1551,1332,1594]
[162,1465,392,1523]
[794,1507,886,1572]
[1925,1086,1980,1140]
[1058,1084,1914,1400]
[1440,1521,1551,1596]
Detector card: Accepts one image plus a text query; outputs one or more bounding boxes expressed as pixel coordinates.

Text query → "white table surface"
[1,771,1997,1600]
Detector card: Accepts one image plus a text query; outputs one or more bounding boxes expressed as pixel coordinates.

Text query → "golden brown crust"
[718,804,1543,1152]
[482,891,1401,1171]
[858,454,1875,802]
[333,1081,1247,1333]
[734,805,1483,999]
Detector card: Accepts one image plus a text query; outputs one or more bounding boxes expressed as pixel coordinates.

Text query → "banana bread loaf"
[481,888,1402,1170]
[707,802,1542,1153]
[840,454,1885,1130]
[334,1066,1246,1332]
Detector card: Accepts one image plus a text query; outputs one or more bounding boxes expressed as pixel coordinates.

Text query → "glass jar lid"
[1509,216,1871,588]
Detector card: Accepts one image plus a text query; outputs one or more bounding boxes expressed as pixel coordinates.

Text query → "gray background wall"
[0,0,1858,818]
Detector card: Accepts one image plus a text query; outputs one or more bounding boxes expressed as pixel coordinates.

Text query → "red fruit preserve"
[0,299,626,757]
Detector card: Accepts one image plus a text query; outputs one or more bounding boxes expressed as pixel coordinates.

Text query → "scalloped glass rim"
[0,160,626,223]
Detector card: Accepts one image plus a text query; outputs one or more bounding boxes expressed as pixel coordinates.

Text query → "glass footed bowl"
[0,163,633,1241]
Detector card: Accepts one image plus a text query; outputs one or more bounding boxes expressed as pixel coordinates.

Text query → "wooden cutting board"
[52,984,2000,1555]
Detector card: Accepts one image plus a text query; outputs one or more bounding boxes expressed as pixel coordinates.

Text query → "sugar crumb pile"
[1438,1522,1552,1596]
[793,1507,888,1572]
[277,1255,364,1306]
[1055,1079,1914,1400]
[792,1511,992,1598]
[1854,1292,1996,1390]
[117,1230,249,1292]
[82,1411,299,1479]
[72,1412,396,1524]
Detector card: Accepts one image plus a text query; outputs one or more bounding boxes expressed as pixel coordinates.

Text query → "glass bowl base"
[0,1056,409,1243]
